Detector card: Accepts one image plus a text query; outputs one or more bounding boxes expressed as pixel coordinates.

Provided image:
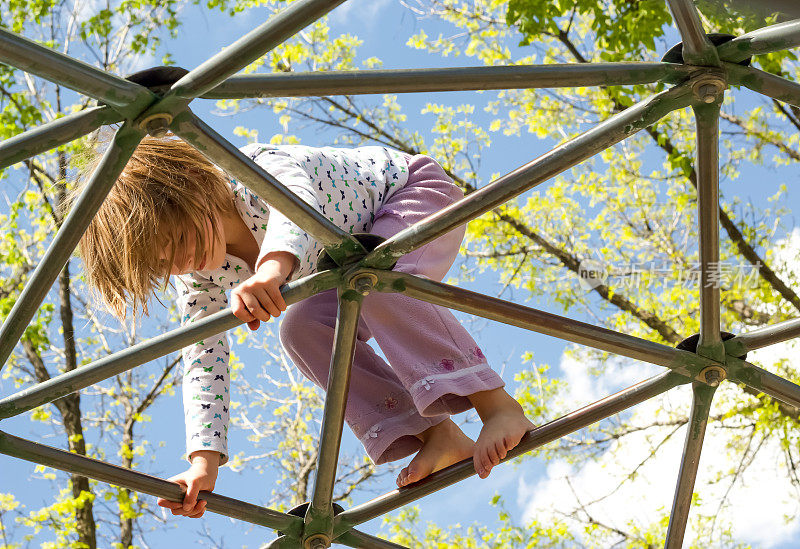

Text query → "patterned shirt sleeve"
[175,273,231,466]
[246,146,324,281]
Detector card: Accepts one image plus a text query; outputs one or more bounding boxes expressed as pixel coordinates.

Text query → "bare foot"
[469,389,535,479]
[396,418,474,488]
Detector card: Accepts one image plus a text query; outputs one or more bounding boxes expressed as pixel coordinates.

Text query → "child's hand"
[231,251,297,330]
[157,451,220,518]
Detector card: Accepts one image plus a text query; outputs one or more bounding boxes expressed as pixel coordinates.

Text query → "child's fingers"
[247,319,260,331]
[252,287,281,318]
[157,497,183,510]
[188,500,207,518]
[231,293,256,323]
[183,479,201,511]
[240,292,270,322]
[267,284,287,311]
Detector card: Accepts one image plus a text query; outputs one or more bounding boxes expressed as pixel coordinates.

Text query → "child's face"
[159,215,227,275]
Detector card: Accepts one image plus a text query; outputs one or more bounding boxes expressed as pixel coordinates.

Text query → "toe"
[486,443,500,466]
[495,440,507,460]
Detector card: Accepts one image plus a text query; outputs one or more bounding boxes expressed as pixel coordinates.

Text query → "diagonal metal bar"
[717,18,800,64]
[169,109,366,266]
[200,63,694,99]
[335,371,687,529]
[0,122,145,371]
[693,101,724,360]
[0,107,122,171]
[0,430,303,536]
[0,27,153,116]
[726,63,800,109]
[336,529,411,549]
[361,80,695,270]
[0,270,340,419]
[724,317,800,357]
[168,0,347,100]
[369,269,715,378]
[306,286,363,538]
[726,356,800,409]
[665,0,720,66]
[664,381,716,548]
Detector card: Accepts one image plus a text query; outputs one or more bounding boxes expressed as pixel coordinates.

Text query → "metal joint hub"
[697,365,726,386]
[691,74,727,104]
[137,113,174,137]
[348,272,378,296]
[303,533,331,549]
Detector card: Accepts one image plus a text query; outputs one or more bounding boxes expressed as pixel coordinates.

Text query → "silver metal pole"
[0,122,145,370]
[664,381,716,548]
[0,27,153,116]
[717,18,800,64]
[0,270,340,419]
[725,317,800,357]
[361,81,694,270]
[726,357,800,409]
[336,529,411,549]
[0,430,303,535]
[170,110,365,266]
[200,63,693,99]
[370,270,714,378]
[726,63,800,109]
[693,101,724,361]
[665,0,720,65]
[335,371,686,528]
[307,287,363,538]
[0,107,122,171]
[167,0,347,100]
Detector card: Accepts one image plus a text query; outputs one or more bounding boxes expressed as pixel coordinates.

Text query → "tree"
[218,0,800,545]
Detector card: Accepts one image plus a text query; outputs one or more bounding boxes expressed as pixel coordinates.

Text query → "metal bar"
[726,63,800,109]
[664,382,716,548]
[335,371,686,528]
[0,27,153,116]
[693,102,724,360]
[0,430,302,536]
[201,63,693,99]
[361,81,695,270]
[168,0,347,101]
[336,529,410,549]
[0,107,122,171]
[724,317,800,357]
[0,123,145,371]
[307,287,363,537]
[726,356,800,409]
[370,269,713,378]
[0,270,340,418]
[665,0,720,66]
[170,109,365,266]
[717,18,800,64]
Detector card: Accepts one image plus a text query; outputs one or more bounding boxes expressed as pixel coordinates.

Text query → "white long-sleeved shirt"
[175,143,409,464]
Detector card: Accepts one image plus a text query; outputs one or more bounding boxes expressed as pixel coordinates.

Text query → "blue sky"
[2,0,800,547]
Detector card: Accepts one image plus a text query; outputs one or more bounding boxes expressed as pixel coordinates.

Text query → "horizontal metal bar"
[665,382,716,548]
[0,430,302,535]
[335,371,686,528]
[309,289,362,531]
[170,109,365,265]
[726,62,800,109]
[0,123,145,371]
[336,529,410,549]
[726,356,800,409]
[370,270,712,378]
[360,80,694,269]
[168,0,346,100]
[0,107,122,171]
[0,270,340,419]
[200,63,693,99]
[725,318,800,357]
[0,27,153,116]
[666,0,720,66]
[717,18,800,63]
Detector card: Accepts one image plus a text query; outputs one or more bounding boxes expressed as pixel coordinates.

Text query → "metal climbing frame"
[0,0,799,546]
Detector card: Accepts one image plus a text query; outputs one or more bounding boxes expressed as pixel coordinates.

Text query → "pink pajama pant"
[279,154,505,464]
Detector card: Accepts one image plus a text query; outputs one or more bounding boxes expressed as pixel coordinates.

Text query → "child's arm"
[230,250,296,331]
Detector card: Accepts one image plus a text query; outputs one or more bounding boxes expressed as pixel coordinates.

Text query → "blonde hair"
[65,132,235,320]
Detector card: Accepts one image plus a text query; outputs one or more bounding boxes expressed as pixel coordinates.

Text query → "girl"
[75,134,534,519]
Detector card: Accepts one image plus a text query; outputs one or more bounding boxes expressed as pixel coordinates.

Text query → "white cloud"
[329,0,393,29]
[519,336,800,547]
